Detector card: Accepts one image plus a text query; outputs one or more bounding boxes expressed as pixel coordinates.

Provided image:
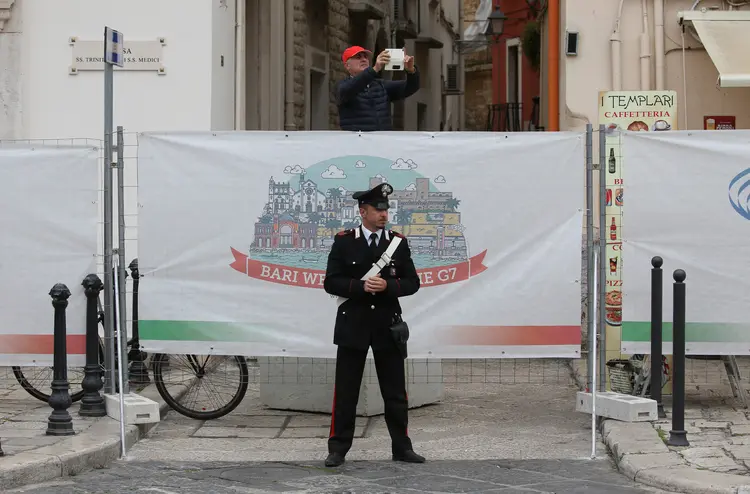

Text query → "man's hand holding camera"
[364,274,387,293]
[373,49,415,73]
[373,50,390,72]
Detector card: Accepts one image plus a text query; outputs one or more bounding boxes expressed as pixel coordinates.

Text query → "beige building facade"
[536,0,750,133]
[0,0,462,139]
[245,0,463,132]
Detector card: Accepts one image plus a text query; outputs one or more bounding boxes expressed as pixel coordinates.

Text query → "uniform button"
[371,305,375,309]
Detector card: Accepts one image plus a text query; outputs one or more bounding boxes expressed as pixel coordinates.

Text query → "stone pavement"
[122,381,607,463]
[8,458,672,493]
[0,377,166,490]
[7,380,676,493]
[603,388,750,494]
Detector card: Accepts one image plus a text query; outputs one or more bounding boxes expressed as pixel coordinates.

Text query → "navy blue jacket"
[336,66,420,132]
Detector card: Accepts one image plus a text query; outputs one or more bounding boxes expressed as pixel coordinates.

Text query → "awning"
[678,10,750,88]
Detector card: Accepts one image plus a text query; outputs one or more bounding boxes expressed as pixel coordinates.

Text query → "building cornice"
[0,0,15,32]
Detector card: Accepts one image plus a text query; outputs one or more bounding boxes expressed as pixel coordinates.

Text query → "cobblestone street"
[8,458,672,493]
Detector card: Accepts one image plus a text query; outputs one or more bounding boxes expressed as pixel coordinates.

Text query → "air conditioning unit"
[393,0,403,19]
[444,64,460,94]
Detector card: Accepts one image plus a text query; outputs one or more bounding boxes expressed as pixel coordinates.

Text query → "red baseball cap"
[342,46,372,63]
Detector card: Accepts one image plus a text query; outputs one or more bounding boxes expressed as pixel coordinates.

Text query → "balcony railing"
[486,97,545,132]
[486,103,523,132]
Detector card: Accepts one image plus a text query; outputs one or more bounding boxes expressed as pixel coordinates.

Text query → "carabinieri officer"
[322,182,425,467]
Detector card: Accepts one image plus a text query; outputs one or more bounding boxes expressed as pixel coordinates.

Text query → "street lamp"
[484,8,507,38]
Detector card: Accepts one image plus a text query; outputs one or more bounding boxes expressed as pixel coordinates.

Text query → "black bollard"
[667,269,689,446]
[79,274,107,417]
[650,256,666,418]
[0,437,4,456]
[127,259,150,384]
[46,283,75,436]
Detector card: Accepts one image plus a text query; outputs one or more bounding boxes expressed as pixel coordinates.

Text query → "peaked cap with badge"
[352,182,393,210]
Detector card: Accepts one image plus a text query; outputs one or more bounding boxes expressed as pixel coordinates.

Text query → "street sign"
[104,27,124,67]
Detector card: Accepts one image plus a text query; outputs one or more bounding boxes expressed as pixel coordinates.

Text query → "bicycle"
[13,289,249,420]
[149,352,249,420]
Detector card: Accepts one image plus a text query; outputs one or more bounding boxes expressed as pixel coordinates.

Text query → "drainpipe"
[546,0,560,131]
[234,0,246,130]
[284,0,296,130]
[458,0,465,131]
[654,0,665,89]
[610,0,625,90]
[640,0,652,90]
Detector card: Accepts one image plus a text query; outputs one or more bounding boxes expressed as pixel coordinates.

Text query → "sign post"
[103,26,123,394]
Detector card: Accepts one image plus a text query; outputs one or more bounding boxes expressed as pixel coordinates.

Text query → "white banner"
[136,131,584,358]
[621,130,750,354]
[0,144,100,366]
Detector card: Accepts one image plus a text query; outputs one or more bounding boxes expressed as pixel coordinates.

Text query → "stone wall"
[327,0,350,129]
[293,0,307,130]
[291,0,392,130]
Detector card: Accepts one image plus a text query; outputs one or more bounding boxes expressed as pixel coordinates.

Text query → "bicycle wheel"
[152,353,248,420]
[12,341,105,403]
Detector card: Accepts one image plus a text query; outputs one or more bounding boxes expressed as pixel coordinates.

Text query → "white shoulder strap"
[361,235,401,280]
[336,233,402,306]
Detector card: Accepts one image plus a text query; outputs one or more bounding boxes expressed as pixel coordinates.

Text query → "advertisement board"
[598,91,678,365]
[0,144,99,366]
[136,131,585,358]
[622,130,750,354]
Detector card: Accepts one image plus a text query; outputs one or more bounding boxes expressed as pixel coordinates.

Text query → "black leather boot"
[325,452,346,467]
[392,450,425,463]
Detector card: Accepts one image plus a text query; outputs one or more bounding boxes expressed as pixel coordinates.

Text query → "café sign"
[69,36,166,74]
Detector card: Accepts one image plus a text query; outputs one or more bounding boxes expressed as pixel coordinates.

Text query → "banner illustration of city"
[136,131,585,358]
[598,90,677,366]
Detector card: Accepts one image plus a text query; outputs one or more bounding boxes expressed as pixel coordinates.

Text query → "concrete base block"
[576,391,657,422]
[104,393,161,425]
[259,357,445,416]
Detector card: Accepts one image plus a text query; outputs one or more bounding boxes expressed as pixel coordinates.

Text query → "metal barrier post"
[585,123,594,391]
[116,126,130,394]
[103,55,116,395]
[128,258,150,384]
[598,124,607,390]
[80,274,107,417]
[46,283,75,436]
[650,256,666,418]
[668,269,689,446]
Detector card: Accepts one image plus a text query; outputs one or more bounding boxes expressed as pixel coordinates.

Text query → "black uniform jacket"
[323,227,420,350]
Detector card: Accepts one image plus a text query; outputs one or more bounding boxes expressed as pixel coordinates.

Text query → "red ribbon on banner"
[229,247,488,288]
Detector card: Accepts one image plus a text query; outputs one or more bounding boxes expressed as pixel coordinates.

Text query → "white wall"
[0,0,241,337]
[561,0,750,132]
[17,0,220,140]
[211,0,236,130]
[0,0,23,139]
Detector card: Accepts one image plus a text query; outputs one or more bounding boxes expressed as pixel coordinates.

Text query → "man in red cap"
[336,45,419,132]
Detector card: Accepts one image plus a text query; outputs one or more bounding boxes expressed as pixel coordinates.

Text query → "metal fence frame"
[2,127,746,397]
